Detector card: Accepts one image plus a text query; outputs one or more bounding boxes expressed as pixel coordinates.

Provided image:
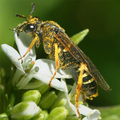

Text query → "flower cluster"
[0,29,101,120]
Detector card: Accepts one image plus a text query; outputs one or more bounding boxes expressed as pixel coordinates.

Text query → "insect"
[14,3,111,118]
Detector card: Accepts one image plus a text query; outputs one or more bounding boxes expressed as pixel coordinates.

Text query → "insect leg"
[49,43,59,86]
[18,36,39,60]
[76,63,87,118]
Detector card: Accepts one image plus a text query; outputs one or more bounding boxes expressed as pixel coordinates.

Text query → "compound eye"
[24,24,36,33]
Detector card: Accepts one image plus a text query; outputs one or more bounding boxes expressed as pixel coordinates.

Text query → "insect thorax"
[39,21,65,54]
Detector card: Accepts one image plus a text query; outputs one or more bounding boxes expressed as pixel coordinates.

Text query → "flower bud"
[37,82,49,94]
[66,115,79,120]
[0,113,8,120]
[51,92,67,110]
[51,98,67,110]
[39,91,57,110]
[31,114,44,120]
[21,90,41,105]
[32,110,48,120]
[41,110,48,120]
[47,106,69,120]
[10,102,41,120]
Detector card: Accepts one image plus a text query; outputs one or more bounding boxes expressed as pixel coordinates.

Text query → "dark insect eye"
[24,24,35,33]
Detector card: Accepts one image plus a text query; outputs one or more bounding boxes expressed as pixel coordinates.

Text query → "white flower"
[1,31,72,92]
[55,79,101,120]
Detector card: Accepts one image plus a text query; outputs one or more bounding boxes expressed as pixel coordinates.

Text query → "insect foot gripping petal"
[18,36,39,60]
[75,63,86,118]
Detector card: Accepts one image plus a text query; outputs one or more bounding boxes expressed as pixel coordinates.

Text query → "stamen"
[22,58,35,73]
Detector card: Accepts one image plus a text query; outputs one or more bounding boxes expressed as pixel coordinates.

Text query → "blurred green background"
[0,0,120,109]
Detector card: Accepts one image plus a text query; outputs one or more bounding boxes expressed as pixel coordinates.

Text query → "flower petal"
[57,91,77,116]
[14,30,36,61]
[1,44,23,71]
[79,104,101,120]
[33,74,67,92]
[79,104,92,116]
[87,109,101,120]
[61,80,77,115]
[33,59,72,79]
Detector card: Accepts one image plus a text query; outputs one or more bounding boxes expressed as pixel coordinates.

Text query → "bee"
[14,3,111,117]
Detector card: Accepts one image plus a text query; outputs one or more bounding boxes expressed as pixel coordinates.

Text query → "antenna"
[15,3,35,20]
[15,14,28,21]
[29,3,35,19]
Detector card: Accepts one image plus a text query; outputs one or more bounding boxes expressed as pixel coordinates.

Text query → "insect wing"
[55,31,111,92]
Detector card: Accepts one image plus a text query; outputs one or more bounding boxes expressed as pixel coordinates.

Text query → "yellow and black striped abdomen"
[82,71,98,100]
[69,65,98,100]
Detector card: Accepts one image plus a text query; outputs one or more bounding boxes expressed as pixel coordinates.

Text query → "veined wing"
[55,31,111,92]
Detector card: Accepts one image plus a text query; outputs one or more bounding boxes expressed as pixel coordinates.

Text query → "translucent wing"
[55,31,111,92]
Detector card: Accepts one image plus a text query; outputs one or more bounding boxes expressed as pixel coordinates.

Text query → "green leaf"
[71,29,89,45]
